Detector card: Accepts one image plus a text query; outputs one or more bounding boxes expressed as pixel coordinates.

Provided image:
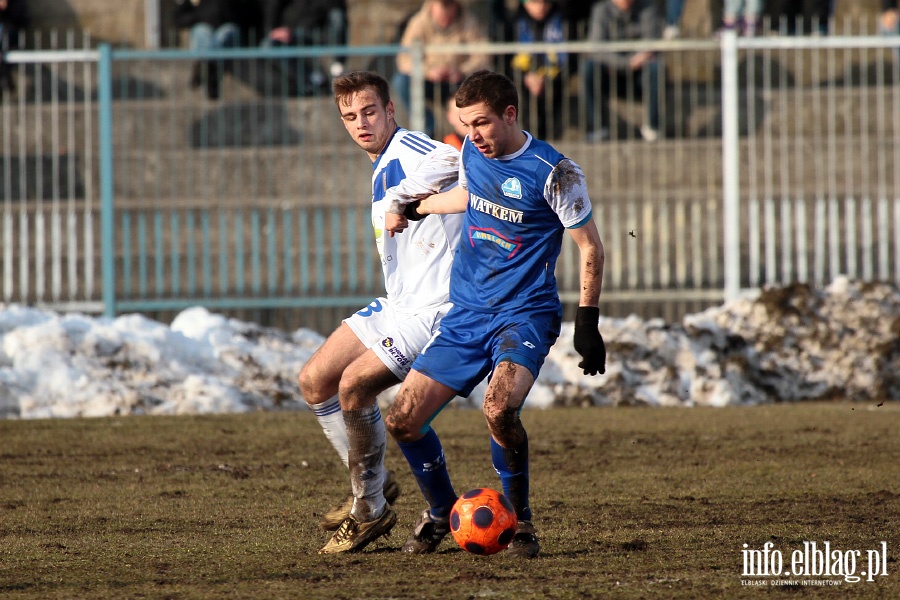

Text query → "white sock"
[309,396,349,468]
[344,405,387,522]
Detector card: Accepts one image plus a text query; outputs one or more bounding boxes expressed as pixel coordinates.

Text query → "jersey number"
[356,299,384,317]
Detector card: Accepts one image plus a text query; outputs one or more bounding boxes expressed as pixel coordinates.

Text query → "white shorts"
[344,297,453,380]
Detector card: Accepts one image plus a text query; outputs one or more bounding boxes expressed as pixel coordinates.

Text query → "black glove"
[404,200,426,221]
[574,306,606,376]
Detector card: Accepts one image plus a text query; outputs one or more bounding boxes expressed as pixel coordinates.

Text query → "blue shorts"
[412,303,562,399]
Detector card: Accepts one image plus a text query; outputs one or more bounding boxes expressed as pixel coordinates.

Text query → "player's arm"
[384,185,467,234]
[568,218,607,376]
[412,185,468,216]
[568,219,604,308]
[548,158,606,376]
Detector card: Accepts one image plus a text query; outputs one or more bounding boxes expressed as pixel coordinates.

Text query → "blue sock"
[491,435,532,522]
[397,428,457,519]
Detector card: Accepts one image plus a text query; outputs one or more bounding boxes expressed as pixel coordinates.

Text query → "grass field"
[1,403,898,599]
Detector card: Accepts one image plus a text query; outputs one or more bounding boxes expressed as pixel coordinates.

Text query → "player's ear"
[386,100,395,120]
[504,105,517,125]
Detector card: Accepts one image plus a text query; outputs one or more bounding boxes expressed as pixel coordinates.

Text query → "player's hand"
[384,212,409,237]
[404,200,426,221]
[573,306,606,376]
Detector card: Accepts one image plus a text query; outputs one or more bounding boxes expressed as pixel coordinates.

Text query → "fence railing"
[2,35,899,330]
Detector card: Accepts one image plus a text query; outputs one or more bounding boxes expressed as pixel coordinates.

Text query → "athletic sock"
[397,428,457,520]
[309,396,349,468]
[491,434,532,522]
[343,405,387,522]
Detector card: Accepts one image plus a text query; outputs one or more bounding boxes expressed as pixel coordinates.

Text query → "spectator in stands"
[0,0,29,93]
[559,0,595,38]
[664,0,685,39]
[769,0,834,35]
[261,0,349,93]
[510,0,568,140]
[174,0,250,100]
[722,0,763,37]
[392,0,489,138]
[442,94,467,150]
[882,0,900,32]
[582,0,663,142]
[488,0,509,40]
[881,1,900,59]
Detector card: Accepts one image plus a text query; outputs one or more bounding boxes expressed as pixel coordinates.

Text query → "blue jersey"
[452,132,593,313]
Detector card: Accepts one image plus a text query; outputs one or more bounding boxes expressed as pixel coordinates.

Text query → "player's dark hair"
[332,71,391,108]
[455,70,518,120]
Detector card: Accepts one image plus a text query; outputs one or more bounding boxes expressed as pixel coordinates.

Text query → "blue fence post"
[98,43,117,318]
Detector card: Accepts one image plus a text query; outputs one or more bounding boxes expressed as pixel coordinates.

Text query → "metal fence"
[2,34,899,331]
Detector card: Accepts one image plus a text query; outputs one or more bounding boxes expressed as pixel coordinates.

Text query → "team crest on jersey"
[501,177,522,199]
[381,337,394,348]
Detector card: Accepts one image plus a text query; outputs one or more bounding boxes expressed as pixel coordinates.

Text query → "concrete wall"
[27,0,147,47]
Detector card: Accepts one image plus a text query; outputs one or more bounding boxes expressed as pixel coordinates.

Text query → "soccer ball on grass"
[450,488,517,555]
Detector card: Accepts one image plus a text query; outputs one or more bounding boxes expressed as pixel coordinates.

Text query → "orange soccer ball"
[450,488,518,555]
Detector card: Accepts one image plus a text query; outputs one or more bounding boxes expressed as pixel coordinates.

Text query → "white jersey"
[371,127,463,313]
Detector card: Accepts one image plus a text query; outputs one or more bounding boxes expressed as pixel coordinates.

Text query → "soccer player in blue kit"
[383,70,607,557]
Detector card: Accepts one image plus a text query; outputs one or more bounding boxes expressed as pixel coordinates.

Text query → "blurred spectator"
[769,0,834,35]
[261,0,349,93]
[510,0,568,140]
[488,0,509,40]
[664,0,685,39]
[559,0,596,38]
[174,0,250,100]
[881,0,900,32]
[722,0,763,37]
[0,0,28,93]
[881,0,900,59]
[392,0,489,137]
[442,94,467,150]
[582,0,663,142]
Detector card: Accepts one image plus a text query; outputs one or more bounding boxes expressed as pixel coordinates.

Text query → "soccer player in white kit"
[298,71,463,554]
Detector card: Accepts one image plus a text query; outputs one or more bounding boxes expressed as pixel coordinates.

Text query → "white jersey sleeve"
[371,129,464,313]
[543,158,593,228]
[384,132,461,214]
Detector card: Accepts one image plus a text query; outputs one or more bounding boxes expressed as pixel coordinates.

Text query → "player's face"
[338,89,396,160]
[458,101,518,159]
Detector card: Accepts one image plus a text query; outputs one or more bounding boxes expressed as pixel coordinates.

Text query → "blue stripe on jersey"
[372,158,406,202]
[399,134,436,155]
[567,211,594,229]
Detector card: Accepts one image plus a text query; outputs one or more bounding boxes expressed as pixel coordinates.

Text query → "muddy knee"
[385,394,420,443]
[483,401,525,448]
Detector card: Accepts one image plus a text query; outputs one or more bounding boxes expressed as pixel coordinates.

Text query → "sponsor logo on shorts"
[382,337,410,366]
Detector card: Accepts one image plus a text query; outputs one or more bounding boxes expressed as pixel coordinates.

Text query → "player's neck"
[368,123,399,162]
